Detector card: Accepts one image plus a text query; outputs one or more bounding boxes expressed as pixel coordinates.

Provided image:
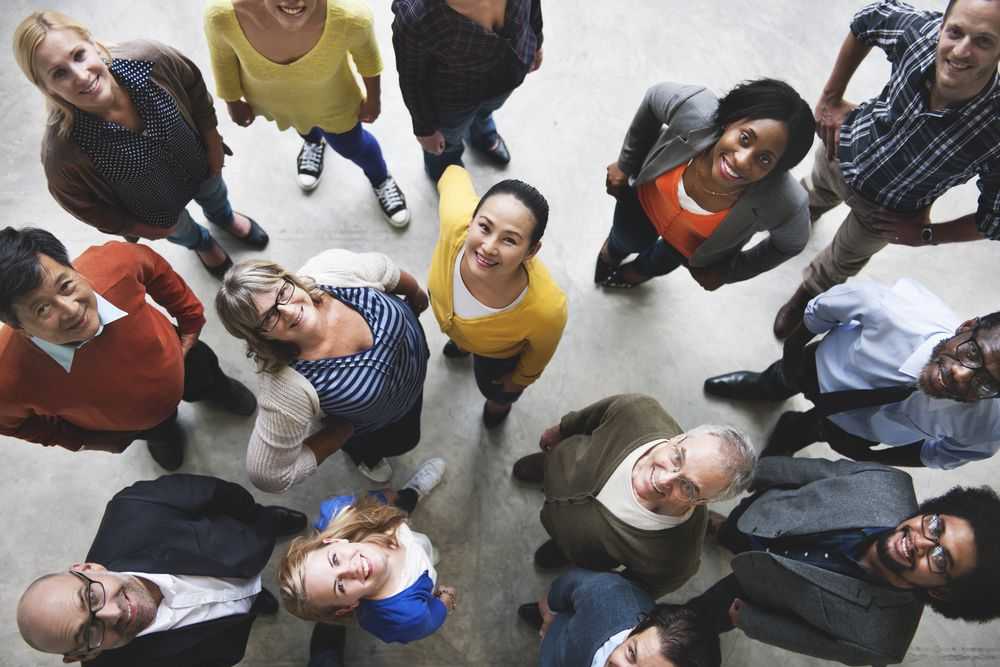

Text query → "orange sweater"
[637,164,729,258]
[0,242,205,451]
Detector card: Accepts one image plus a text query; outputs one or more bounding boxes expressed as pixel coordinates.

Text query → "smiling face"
[301,539,393,614]
[918,320,1000,402]
[706,117,789,190]
[463,193,540,281]
[870,514,977,591]
[12,254,99,345]
[935,0,1000,105]
[263,0,323,29]
[251,279,322,345]
[32,28,115,114]
[630,433,732,516]
[17,564,158,661]
[605,626,675,667]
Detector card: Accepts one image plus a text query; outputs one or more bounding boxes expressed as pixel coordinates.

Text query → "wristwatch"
[920,225,934,245]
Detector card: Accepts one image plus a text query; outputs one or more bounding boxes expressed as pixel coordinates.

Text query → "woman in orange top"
[597,79,816,290]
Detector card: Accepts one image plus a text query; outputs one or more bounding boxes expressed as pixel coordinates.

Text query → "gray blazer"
[732,457,924,666]
[617,82,810,282]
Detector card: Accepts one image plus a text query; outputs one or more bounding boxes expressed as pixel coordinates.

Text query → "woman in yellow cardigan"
[428,166,567,426]
[204,0,409,226]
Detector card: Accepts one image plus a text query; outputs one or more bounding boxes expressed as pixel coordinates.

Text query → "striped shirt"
[72,58,208,228]
[292,287,428,435]
[839,0,1000,239]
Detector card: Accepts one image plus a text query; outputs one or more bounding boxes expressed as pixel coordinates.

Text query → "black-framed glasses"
[69,570,106,654]
[920,514,952,579]
[952,319,1000,399]
[258,278,295,333]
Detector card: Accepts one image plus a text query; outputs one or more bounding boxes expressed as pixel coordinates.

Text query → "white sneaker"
[296,139,325,191]
[402,457,446,498]
[357,458,393,483]
[373,176,410,228]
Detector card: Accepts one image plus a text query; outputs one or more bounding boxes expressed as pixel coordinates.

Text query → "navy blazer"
[83,475,279,667]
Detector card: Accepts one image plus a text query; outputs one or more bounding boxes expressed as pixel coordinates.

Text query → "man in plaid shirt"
[774,0,1000,339]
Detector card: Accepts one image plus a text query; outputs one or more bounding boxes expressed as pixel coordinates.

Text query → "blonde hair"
[278,496,407,623]
[13,11,111,138]
[215,259,328,373]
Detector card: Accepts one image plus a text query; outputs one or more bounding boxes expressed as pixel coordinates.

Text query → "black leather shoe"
[518,602,543,630]
[146,419,186,471]
[472,134,511,166]
[212,377,257,416]
[704,371,771,400]
[442,340,470,358]
[230,214,269,250]
[534,539,570,571]
[513,453,545,484]
[762,410,820,457]
[197,244,234,281]
[261,506,307,538]
[251,588,279,616]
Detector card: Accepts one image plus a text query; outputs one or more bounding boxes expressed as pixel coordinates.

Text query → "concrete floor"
[3,1,999,665]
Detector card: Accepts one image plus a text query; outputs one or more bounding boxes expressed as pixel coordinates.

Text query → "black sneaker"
[297,139,325,192]
[373,176,410,228]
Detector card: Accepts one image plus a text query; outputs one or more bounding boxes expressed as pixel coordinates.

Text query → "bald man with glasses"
[512,393,756,596]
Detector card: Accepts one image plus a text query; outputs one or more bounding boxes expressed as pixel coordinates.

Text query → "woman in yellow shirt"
[428,166,567,426]
[204,0,410,226]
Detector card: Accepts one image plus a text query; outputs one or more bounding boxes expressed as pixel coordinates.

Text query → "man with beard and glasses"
[694,457,1000,666]
[15,474,305,666]
[705,278,1000,468]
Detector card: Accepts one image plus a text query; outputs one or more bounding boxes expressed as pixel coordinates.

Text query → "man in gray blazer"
[696,457,1000,666]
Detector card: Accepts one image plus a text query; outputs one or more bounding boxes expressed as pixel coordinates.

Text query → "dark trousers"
[301,124,389,187]
[142,339,230,438]
[342,393,424,468]
[473,353,524,405]
[308,624,346,667]
[605,185,687,278]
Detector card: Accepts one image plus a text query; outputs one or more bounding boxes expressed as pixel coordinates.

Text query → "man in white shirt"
[705,278,1000,469]
[16,474,305,667]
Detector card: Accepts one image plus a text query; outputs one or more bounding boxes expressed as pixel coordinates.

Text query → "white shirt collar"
[30,294,128,373]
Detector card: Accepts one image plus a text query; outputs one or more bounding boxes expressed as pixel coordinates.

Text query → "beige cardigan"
[245,249,400,493]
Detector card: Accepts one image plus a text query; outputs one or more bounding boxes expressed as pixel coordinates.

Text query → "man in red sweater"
[0,227,255,469]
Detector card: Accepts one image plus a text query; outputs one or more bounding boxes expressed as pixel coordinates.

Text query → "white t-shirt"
[595,439,694,530]
[394,523,438,593]
[122,572,261,637]
[452,251,526,318]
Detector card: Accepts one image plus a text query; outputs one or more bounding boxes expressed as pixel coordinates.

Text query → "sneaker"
[297,139,325,191]
[373,176,411,228]
[403,458,446,498]
[357,458,393,483]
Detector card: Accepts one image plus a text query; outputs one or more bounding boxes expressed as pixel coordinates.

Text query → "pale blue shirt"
[30,294,127,373]
[804,278,1000,470]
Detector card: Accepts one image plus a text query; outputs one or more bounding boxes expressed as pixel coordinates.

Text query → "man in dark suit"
[696,457,1000,666]
[16,474,305,666]
[518,568,720,667]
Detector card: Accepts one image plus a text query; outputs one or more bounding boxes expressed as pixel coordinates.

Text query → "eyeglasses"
[951,320,1000,399]
[920,514,952,579]
[258,278,295,333]
[664,436,707,504]
[69,570,106,654]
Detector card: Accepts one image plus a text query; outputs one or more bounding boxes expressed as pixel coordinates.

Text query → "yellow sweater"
[428,167,568,386]
[203,0,382,135]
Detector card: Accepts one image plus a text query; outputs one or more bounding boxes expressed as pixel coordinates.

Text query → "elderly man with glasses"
[15,474,305,666]
[512,393,756,597]
[705,278,1000,469]
[692,457,1000,666]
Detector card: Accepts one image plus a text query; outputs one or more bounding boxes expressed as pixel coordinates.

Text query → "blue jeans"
[167,174,235,252]
[605,185,687,278]
[301,123,388,187]
[423,91,512,181]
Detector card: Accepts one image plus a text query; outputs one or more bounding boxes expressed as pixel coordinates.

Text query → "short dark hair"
[472,179,550,246]
[945,0,1000,21]
[712,78,816,174]
[975,310,1000,339]
[629,604,721,667]
[916,485,1000,622]
[0,227,72,327]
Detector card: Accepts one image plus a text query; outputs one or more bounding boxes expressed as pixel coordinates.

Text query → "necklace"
[693,151,746,199]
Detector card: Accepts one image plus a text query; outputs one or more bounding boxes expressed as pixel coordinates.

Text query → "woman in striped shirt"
[216,249,429,490]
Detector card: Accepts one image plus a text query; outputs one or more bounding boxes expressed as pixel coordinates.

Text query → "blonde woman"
[13,11,267,279]
[280,486,455,644]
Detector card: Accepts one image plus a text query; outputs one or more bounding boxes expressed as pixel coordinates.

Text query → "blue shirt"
[31,294,128,373]
[805,278,1000,469]
[292,287,428,435]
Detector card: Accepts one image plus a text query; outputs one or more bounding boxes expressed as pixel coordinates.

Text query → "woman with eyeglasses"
[13,11,268,280]
[596,78,815,290]
[215,249,430,490]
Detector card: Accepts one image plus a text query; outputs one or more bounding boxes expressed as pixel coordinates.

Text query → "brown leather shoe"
[512,453,545,484]
[773,285,813,339]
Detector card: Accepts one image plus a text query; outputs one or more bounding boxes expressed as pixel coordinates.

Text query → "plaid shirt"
[391,0,542,136]
[839,0,1000,239]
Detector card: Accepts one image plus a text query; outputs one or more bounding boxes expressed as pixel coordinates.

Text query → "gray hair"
[686,424,756,501]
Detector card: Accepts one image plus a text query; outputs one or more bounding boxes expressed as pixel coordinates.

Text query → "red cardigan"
[0,242,205,451]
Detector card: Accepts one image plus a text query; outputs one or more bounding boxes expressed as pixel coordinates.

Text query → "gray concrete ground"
[2,1,999,665]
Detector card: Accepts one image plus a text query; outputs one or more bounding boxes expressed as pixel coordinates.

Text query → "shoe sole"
[297,174,322,192]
